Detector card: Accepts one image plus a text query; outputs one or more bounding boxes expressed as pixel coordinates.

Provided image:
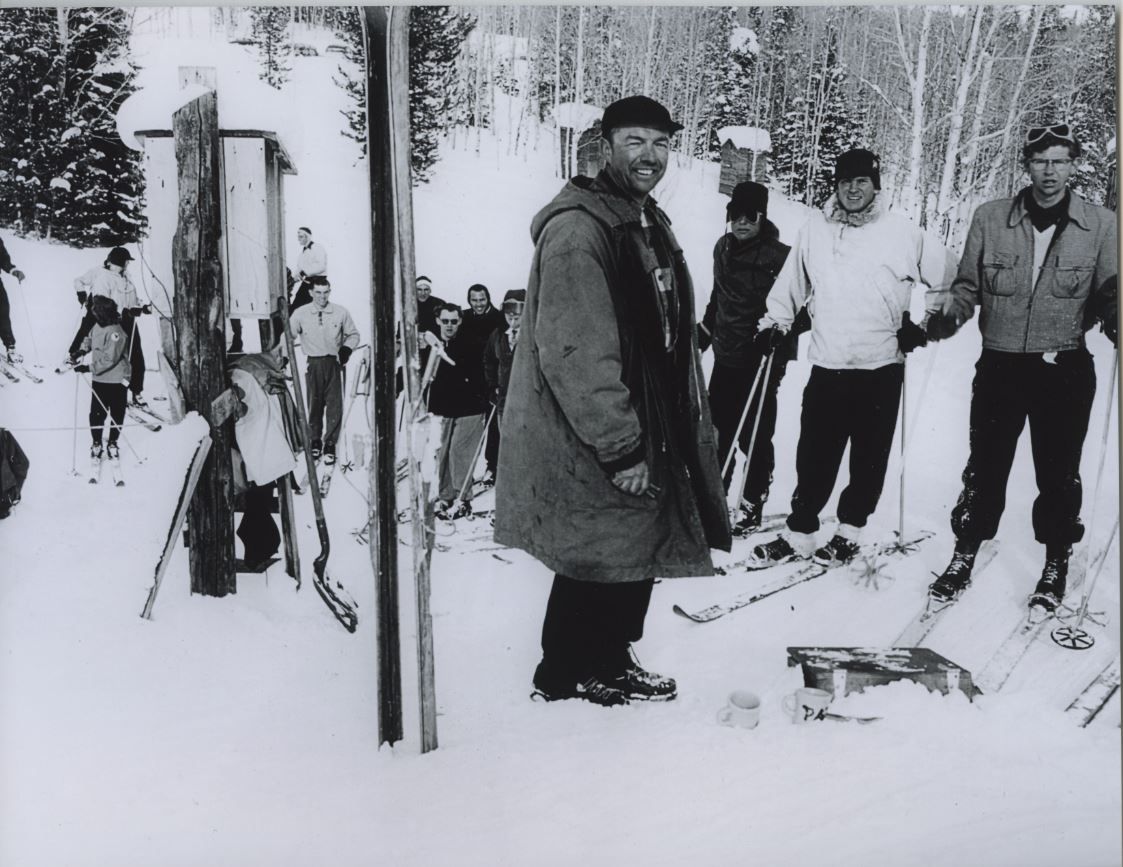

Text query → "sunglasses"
[1026,123,1074,145]
[730,211,762,224]
[438,317,460,325]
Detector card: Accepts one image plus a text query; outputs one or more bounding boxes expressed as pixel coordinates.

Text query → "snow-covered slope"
[0,14,1119,867]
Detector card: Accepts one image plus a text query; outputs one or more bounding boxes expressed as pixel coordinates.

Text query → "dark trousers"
[952,349,1096,546]
[290,280,314,313]
[708,351,788,506]
[0,283,13,349]
[484,405,500,474]
[305,355,343,453]
[539,574,654,683]
[237,483,280,564]
[89,381,127,445]
[70,308,145,396]
[788,364,903,534]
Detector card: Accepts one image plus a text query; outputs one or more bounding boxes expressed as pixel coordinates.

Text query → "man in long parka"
[494,96,731,707]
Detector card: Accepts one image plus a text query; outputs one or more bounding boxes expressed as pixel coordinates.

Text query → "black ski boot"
[929,540,980,602]
[732,501,764,537]
[1029,544,1070,613]
[813,534,861,567]
[611,648,677,701]
[752,536,801,565]
[532,662,629,707]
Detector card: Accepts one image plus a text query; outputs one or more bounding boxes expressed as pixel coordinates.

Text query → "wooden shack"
[718,126,772,195]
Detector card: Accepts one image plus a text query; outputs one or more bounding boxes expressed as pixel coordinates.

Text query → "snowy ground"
[1,12,1120,867]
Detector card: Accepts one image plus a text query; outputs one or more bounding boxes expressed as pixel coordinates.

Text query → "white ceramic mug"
[716,690,761,729]
[782,687,832,724]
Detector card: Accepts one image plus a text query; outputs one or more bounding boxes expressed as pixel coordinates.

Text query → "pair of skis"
[297,457,335,498]
[672,530,935,623]
[88,449,125,487]
[0,358,43,383]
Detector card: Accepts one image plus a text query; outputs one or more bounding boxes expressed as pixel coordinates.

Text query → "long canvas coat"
[494,172,730,583]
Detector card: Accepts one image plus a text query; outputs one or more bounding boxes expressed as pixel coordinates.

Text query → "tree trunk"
[897,6,932,223]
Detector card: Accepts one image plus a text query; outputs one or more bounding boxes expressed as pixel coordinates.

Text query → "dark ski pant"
[89,381,127,446]
[539,574,654,685]
[951,348,1096,547]
[70,308,145,396]
[0,283,13,350]
[484,404,501,475]
[788,364,903,535]
[237,483,280,565]
[304,355,344,454]
[707,350,788,506]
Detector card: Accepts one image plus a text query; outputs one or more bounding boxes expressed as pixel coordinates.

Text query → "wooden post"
[363,6,405,746]
[172,88,237,597]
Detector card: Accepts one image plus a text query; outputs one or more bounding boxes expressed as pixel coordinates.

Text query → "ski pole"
[1070,515,1120,633]
[898,356,907,543]
[721,354,769,480]
[456,403,497,503]
[736,350,776,508]
[70,371,80,476]
[13,276,40,365]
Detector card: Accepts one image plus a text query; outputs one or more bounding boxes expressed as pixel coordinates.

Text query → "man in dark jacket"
[414,276,446,337]
[426,303,489,519]
[698,182,793,535]
[495,96,730,707]
[458,283,506,484]
[926,124,1117,612]
[0,237,27,364]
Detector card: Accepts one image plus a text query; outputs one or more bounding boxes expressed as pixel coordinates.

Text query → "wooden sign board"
[787,646,979,701]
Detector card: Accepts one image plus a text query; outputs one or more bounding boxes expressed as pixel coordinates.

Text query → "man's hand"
[338,345,352,366]
[77,291,88,306]
[611,460,650,496]
[1103,316,1118,347]
[74,363,90,373]
[897,312,928,355]
[753,325,785,354]
[696,323,711,353]
[11,269,24,282]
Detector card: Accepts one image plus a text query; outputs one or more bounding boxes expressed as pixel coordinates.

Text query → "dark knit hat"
[601,96,683,137]
[106,246,133,267]
[501,289,526,312]
[834,149,881,190]
[727,182,769,220]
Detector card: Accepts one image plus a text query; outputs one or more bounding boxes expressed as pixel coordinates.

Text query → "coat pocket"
[1049,255,1096,299]
[982,253,1018,297]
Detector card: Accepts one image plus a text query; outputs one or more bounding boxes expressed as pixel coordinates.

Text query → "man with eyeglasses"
[926,123,1117,612]
[698,181,797,536]
[495,96,730,707]
[289,280,360,466]
[424,302,489,520]
[750,148,956,569]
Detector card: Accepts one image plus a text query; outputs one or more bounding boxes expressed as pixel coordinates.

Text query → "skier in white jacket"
[751,148,956,567]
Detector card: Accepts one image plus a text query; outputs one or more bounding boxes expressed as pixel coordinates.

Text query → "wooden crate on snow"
[787,646,979,701]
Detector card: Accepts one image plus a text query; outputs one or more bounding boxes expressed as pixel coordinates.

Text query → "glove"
[141,303,152,315]
[791,306,812,337]
[1103,316,1118,347]
[696,323,711,353]
[924,310,960,342]
[11,269,24,282]
[897,312,928,354]
[74,363,90,373]
[753,325,785,354]
[338,345,352,366]
[128,307,143,318]
[77,291,88,306]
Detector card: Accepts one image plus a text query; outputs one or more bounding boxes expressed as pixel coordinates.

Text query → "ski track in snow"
[0,13,1119,867]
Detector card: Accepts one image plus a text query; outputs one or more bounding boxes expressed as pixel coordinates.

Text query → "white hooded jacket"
[761,196,956,370]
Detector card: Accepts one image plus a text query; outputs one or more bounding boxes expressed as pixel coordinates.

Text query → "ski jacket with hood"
[74,267,140,312]
[494,171,731,583]
[946,188,1117,353]
[762,196,956,370]
[702,223,791,367]
[85,322,131,384]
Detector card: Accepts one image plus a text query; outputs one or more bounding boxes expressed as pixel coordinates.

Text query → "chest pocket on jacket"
[982,253,1018,297]
[1049,256,1096,299]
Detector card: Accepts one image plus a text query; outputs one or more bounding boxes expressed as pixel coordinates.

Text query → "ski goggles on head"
[502,301,524,315]
[1026,123,1074,145]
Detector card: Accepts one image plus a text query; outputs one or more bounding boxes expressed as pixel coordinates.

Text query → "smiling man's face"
[601,126,670,202]
[837,177,876,213]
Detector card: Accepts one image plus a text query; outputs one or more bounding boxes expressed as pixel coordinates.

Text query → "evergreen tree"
[0,7,144,245]
[250,6,292,90]
[335,7,474,183]
[707,8,756,157]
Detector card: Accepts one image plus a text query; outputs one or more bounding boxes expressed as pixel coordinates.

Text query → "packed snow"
[1,11,1119,867]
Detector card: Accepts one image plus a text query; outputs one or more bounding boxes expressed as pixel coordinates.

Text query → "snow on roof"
[551,102,603,131]
[115,77,303,160]
[718,126,771,152]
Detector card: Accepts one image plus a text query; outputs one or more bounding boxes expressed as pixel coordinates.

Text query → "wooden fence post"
[172,88,236,597]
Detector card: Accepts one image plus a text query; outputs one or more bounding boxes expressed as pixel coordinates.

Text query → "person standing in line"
[482,289,525,485]
[414,275,446,337]
[698,181,796,535]
[750,148,956,568]
[926,124,1117,610]
[425,303,489,519]
[69,247,152,408]
[458,283,506,486]
[0,237,27,364]
[495,96,730,707]
[73,295,132,464]
[289,280,360,465]
[289,226,328,312]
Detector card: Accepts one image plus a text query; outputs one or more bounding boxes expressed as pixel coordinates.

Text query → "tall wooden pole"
[362,5,404,746]
[172,90,236,597]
